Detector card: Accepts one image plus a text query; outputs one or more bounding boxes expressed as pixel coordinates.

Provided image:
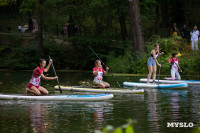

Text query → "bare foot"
[25,88,29,95]
[153,82,157,85]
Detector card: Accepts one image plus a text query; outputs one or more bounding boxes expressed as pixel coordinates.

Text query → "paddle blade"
[58,86,62,93]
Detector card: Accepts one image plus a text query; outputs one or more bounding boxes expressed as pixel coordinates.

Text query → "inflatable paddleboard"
[123,82,188,89]
[54,86,144,94]
[0,94,113,101]
[140,78,200,85]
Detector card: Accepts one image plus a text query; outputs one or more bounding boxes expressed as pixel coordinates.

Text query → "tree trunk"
[155,1,160,35]
[128,0,144,51]
[36,0,45,57]
[119,12,127,40]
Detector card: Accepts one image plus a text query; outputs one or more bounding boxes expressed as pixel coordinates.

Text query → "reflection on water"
[0,71,200,133]
[146,89,161,132]
[28,103,51,133]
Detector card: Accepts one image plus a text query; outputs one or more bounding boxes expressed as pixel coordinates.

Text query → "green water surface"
[0,70,199,133]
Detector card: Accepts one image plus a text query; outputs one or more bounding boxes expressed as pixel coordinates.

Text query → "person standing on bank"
[147,44,164,85]
[190,25,199,50]
[172,23,179,40]
[182,24,188,43]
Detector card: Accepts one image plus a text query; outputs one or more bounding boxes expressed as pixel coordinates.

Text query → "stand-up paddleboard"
[139,78,200,85]
[0,94,113,101]
[123,82,188,89]
[54,86,144,94]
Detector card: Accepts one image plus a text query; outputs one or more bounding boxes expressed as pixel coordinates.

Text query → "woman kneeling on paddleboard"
[26,59,58,95]
[147,44,163,85]
[168,52,182,80]
[93,60,110,88]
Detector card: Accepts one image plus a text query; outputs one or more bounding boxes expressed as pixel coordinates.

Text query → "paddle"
[171,58,183,72]
[157,54,163,86]
[88,45,122,88]
[49,55,62,93]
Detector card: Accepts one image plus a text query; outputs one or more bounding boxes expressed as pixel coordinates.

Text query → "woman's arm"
[168,56,172,63]
[44,59,52,72]
[152,51,159,65]
[158,50,164,56]
[41,74,57,80]
[93,68,99,75]
[103,67,109,75]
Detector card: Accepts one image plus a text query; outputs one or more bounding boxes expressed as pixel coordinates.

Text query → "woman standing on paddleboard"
[26,59,58,95]
[93,60,110,88]
[168,52,182,80]
[147,44,163,85]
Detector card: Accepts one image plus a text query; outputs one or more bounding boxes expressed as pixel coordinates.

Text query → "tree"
[155,0,160,34]
[128,0,144,51]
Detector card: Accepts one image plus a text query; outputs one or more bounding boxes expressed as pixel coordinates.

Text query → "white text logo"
[167,122,194,127]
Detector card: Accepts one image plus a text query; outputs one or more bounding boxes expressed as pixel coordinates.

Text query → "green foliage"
[106,36,200,75]
[96,119,135,133]
[19,0,36,14]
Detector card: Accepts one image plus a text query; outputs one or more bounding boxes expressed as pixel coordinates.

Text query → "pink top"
[29,66,44,86]
[170,58,179,71]
[93,67,105,82]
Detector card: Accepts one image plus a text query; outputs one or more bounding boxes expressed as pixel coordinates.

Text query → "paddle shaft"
[157,54,163,86]
[88,45,122,88]
[171,58,182,72]
[49,56,62,93]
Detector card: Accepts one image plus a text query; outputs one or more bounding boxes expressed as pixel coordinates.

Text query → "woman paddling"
[93,60,110,88]
[168,52,182,80]
[147,44,163,85]
[26,59,58,95]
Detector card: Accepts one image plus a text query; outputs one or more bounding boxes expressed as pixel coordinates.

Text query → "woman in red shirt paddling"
[93,60,110,88]
[26,59,58,95]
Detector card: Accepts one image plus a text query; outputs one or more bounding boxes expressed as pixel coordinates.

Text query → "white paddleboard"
[123,82,188,89]
[54,86,144,94]
[0,94,113,101]
[140,78,200,85]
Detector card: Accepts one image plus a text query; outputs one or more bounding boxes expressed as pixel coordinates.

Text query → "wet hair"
[38,58,46,66]
[95,60,101,66]
[171,52,178,57]
[154,44,159,47]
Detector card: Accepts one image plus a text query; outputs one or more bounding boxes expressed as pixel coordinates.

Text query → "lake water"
[0,70,200,133]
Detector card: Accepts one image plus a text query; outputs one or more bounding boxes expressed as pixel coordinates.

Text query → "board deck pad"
[54,86,144,94]
[0,94,113,101]
[123,82,188,89]
[139,78,200,85]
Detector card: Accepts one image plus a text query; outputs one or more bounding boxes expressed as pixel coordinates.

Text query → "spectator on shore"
[28,17,33,33]
[18,25,21,33]
[32,17,37,30]
[182,24,188,43]
[22,23,29,32]
[64,24,68,36]
[190,25,199,50]
[74,24,79,36]
[172,23,179,40]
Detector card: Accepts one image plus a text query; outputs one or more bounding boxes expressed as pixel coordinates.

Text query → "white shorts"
[171,69,181,80]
